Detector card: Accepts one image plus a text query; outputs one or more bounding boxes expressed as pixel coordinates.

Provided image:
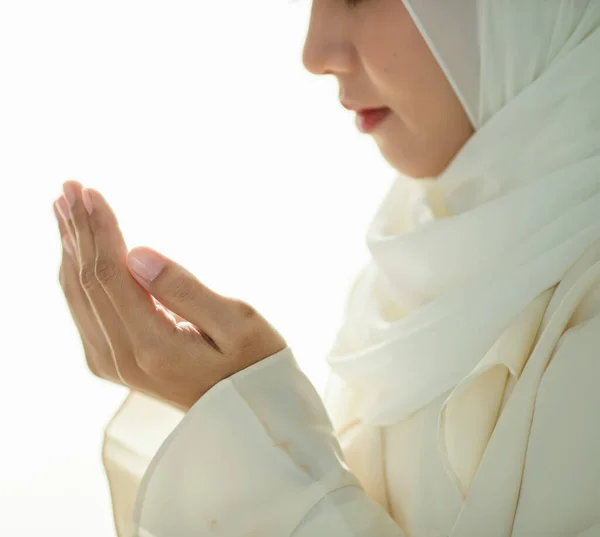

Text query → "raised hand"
[54,180,288,411]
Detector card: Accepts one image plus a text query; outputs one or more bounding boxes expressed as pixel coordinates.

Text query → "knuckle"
[234,299,258,320]
[95,257,120,285]
[169,277,195,303]
[79,262,97,291]
[231,309,260,349]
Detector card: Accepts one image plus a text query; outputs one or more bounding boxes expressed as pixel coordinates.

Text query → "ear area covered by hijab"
[323,3,600,533]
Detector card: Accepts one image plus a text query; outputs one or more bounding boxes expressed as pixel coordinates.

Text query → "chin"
[374,128,456,179]
[374,140,437,179]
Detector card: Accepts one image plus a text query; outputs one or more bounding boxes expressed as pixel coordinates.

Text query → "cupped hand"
[54,180,288,412]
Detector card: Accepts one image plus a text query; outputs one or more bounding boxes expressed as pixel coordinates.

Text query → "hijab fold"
[322,2,600,524]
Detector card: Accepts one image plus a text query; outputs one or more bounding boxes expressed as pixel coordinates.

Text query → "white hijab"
[323,0,600,530]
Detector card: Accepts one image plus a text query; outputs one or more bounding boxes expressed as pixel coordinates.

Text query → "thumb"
[127,246,236,335]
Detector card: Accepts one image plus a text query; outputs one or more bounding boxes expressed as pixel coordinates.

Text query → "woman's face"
[302,0,474,178]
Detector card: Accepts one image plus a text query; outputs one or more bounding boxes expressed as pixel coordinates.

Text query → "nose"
[301,11,354,76]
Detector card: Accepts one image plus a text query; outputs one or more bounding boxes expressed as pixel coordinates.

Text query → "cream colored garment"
[102,2,600,536]
[103,300,600,537]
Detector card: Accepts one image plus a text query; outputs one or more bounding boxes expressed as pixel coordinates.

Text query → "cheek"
[360,9,432,107]
[362,47,403,95]
[363,37,432,111]
[388,53,453,133]
[366,54,428,128]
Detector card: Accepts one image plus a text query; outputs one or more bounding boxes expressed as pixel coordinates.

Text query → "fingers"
[61,181,138,383]
[54,194,122,381]
[74,187,174,354]
[53,198,76,262]
[63,181,97,270]
[56,194,74,239]
[62,182,222,398]
[59,183,82,257]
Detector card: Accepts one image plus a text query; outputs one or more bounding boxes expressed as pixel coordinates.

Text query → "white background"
[0,1,395,535]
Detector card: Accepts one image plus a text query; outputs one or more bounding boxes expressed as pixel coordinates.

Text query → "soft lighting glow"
[0,1,394,535]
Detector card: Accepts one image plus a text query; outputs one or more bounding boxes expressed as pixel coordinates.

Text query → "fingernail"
[82,188,93,216]
[63,183,77,208]
[62,234,75,258]
[128,250,165,282]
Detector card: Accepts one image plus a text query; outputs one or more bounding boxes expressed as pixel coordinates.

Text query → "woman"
[53,1,600,536]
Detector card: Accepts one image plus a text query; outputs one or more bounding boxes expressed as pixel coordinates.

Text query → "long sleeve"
[108,346,405,537]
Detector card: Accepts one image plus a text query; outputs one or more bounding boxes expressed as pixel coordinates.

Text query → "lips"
[355,107,391,133]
